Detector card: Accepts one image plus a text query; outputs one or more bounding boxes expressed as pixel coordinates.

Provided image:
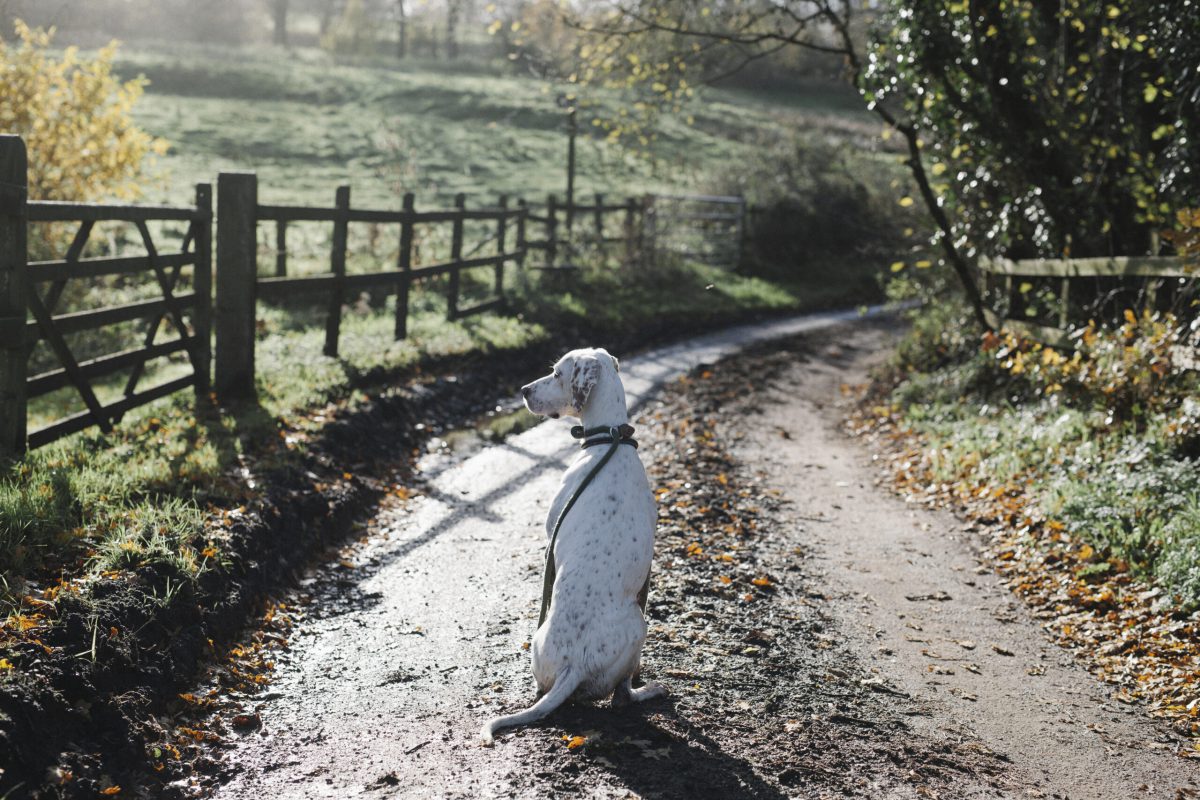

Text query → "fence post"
[641,194,656,270]
[193,183,213,397]
[594,192,604,246]
[447,192,465,320]
[546,194,558,270]
[735,195,747,273]
[215,172,258,401]
[624,196,637,268]
[325,185,350,357]
[495,195,508,301]
[0,136,28,458]
[395,192,415,340]
[515,198,529,289]
[275,219,288,277]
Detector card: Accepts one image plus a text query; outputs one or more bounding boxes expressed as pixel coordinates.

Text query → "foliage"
[0,21,167,202]
[864,0,1200,259]
[884,306,1200,607]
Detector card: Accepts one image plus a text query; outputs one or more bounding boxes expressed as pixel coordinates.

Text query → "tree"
[271,0,290,45]
[0,21,166,204]
[555,0,1200,330]
[396,0,408,58]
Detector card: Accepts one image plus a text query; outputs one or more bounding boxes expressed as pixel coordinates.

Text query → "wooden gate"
[643,193,745,271]
[1,134,212,453]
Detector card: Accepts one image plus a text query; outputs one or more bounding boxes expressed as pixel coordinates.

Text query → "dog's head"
[521,348,621,419]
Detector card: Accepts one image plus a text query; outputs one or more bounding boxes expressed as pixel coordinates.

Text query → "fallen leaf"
[956,640,976,650]
[991,644,1015,657]
[564,735,586,750]
[751,576,771,587]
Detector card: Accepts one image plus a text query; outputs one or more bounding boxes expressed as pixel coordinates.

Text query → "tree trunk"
[271,0,289,46]
[396,0,407,59]
[446,0,460,60]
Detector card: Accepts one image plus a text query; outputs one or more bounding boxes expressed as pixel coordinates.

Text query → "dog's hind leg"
[611,674,668,708]
[481,667,582,745]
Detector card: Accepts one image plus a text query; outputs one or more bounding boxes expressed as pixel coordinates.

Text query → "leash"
[537,424,639,628]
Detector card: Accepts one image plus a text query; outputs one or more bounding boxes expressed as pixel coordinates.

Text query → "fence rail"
[0,132,746,455]
[979,255,1195,352]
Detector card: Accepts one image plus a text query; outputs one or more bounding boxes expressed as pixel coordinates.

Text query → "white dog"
[481,347,666,744]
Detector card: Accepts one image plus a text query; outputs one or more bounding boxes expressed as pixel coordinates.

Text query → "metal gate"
[643,193,745,271]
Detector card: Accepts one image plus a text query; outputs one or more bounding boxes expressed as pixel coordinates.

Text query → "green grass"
[112,42,875,208]
[886,299,1200,609]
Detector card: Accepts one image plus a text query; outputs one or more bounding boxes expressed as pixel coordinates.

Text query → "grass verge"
[855,295,1200,754]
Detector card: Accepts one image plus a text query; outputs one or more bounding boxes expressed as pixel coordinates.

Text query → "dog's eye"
[553,371,562,379]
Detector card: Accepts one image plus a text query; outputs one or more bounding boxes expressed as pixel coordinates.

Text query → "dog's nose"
[521,385,532,399]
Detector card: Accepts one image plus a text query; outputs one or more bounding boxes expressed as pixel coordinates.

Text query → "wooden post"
[215,172,258,401]
[325,185,350,357]
[594,192,604,246]
[642,194,657,270]
[0,136,28,458]
[447,192,465,320]
[395,192,415,340]
[546,194,558,270]
[623,196,637,268]
[566,107,577,237]
[1059,277,1070,329]
[275,219,288,277]
[515,198,528,289]
[495,195,508,300]
[192,183,213,397]
[734,196,747,273]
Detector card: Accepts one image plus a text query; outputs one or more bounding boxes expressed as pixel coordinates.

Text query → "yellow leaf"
[890,261,906,272]
[100,788,122,796]
[0,658,12,670]
[564,735,586,749]
[716,473,728,486]
[718,575,732,585]
[1079,544,1095,560]
[931,163,946,176]
[751,576,771,587]
[915,260,933,269]
[1124,308,1137,324]
[898,196,915,207]
[1144,84,1158,103]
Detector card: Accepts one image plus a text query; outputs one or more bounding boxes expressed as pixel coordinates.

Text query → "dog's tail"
[481,667,581,745]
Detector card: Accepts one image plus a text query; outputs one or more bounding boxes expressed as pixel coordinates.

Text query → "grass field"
[111,42,880,208]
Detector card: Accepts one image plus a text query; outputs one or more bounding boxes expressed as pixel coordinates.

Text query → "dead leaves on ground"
[850,399,1200,758]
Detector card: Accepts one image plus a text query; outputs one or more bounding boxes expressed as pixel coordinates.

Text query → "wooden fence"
[0,130,747,455]
[1,136,212,455]
[979,255,1193,348]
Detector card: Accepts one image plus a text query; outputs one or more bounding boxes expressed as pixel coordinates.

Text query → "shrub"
[0,21,167,203]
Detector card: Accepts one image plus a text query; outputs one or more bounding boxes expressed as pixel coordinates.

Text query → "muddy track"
[185,314,1198,799]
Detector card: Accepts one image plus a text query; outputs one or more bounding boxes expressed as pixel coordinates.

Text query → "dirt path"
[194,315,1198,799]
[732,320,1199,800]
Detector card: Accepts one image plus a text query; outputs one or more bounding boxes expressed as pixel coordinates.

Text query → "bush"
[0,21,167,203]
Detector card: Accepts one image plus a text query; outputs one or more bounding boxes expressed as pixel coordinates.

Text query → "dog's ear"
[612,355,620,373]
[570,355,600,414]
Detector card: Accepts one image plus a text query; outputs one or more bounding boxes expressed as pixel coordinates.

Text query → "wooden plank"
[257,274,336,299]
[27,374,194,449]
[624,197,637,267]
[324,185,349,358]
[982,308,1073,349]
[26,290,112,433]
[124,219,196,397]
[29,252,198,285]
[455,297,504,319]
[275,219,288,277]
[650,192,744,204]
[0,135,27,457]
[395,193,414,340]
[28,201,200,222]
[215,172,258,400]
[515,200,528,278]
[42,220,93,313]
[256,204,338,222]
[546,194,558,270]
[192,183,213,396]
[410,253,506,279]
[495,195,507,300]
[25,294,196,339]
[980,255,1191,279]
[447,193,465,321]
[28,339,189,398]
